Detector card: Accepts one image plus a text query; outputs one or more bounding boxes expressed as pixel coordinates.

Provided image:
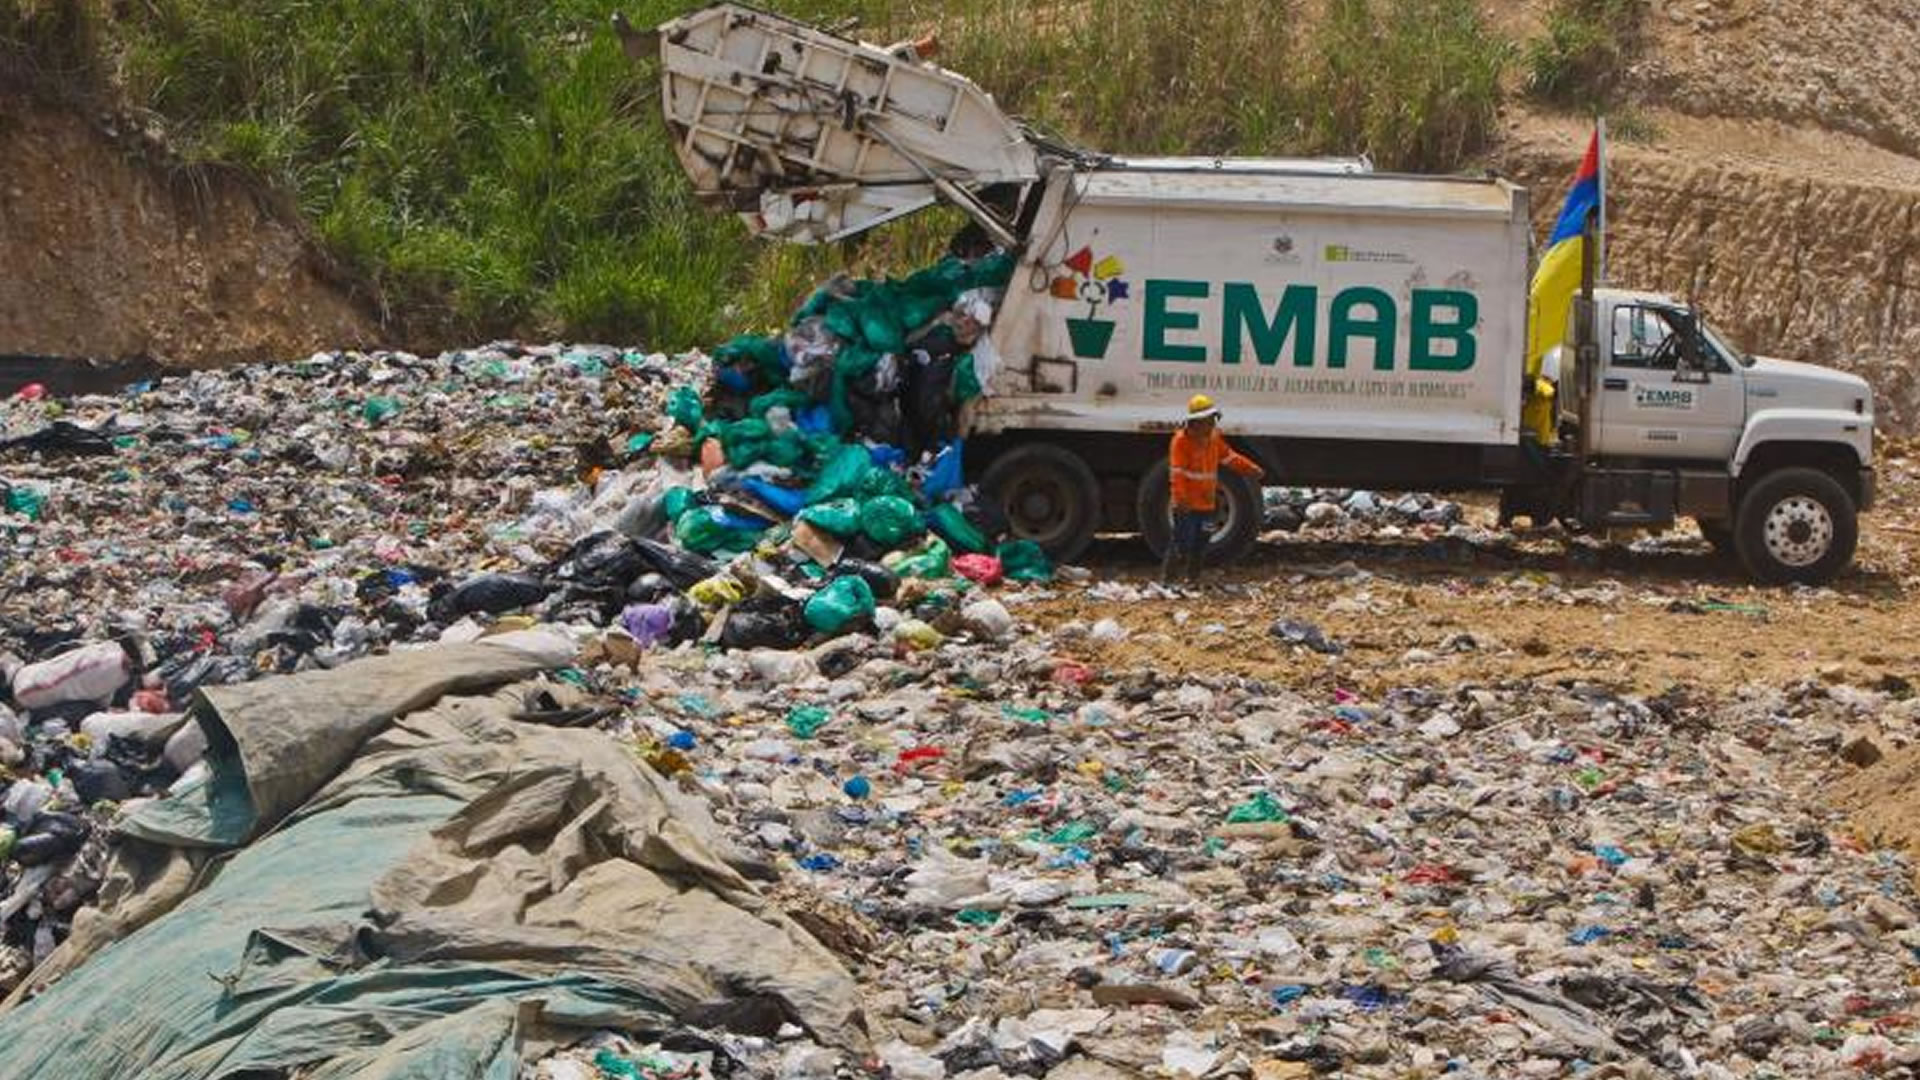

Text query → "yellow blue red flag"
[1526,130,1602,381]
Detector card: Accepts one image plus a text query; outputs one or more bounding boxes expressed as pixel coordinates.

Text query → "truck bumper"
[1859,467,1877,512]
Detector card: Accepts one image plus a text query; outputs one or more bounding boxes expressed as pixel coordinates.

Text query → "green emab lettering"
[1130,280,1481,370]
[1222,283,1317,367]
[1328,287,1396,370]
[1409,289,1478,372]
[1144,279,1209,363]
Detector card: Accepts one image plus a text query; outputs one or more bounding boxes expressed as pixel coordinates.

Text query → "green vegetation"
[892,0,1508,171]
[4,0,1517,348]
[1524,0,1645,107]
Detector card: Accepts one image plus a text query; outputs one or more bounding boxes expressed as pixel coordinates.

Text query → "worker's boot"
[1160,546,1181,584]
[1184,550,1206,585]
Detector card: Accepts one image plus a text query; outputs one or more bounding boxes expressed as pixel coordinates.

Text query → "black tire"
[980,442,1101,563]
[1732,467,1858,585]
[1135,460,1261,565]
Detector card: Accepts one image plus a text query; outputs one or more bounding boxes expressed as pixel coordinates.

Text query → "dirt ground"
[1015,442,1920,860]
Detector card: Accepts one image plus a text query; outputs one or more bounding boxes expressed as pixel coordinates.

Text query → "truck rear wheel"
[981,443,1101,563]
[1136,461,1261,565]
[1732,467,1857,585]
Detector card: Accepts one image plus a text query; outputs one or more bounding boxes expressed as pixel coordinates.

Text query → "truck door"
[1593,303,1745,461]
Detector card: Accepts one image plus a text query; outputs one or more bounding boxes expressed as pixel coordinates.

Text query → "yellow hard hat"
[1185,394,1220,421]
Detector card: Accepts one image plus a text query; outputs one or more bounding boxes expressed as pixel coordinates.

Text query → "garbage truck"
[641,3,1876,584]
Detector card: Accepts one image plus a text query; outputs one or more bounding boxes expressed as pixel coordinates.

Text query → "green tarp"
[0,632,866,1078]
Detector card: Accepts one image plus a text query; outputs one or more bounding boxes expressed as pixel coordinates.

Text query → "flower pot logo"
[1051,246,1129,360]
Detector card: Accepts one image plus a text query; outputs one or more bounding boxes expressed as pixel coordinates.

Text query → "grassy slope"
[5,0,1541,351]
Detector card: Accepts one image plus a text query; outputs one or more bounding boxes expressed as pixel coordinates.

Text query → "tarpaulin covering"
[0,632,866,1078]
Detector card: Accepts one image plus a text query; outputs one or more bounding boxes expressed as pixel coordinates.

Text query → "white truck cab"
[1537,290,1874,579]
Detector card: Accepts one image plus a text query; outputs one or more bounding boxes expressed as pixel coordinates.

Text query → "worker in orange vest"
[1163,394,1264,583]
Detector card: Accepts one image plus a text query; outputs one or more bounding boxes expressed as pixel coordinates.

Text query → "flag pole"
[1596,116,1608,286]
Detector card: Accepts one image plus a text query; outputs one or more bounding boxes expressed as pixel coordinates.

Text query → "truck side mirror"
[1668,310,1711,384]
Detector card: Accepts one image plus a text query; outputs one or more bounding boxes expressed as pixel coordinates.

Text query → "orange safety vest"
[1168,428,1262,511]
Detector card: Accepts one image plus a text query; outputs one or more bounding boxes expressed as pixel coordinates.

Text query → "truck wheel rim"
[1004,470,1075,547]
[1762,495,1833,568]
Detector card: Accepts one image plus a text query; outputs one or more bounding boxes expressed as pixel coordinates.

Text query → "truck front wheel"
[981,443,1101,563]
[1135,461,1261,565]
[1732,467,1858,585]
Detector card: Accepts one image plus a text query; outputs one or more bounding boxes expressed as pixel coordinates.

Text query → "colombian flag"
[1526,130,1602,382]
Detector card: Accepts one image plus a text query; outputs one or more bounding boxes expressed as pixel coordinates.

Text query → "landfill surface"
[5,303,1920,1078]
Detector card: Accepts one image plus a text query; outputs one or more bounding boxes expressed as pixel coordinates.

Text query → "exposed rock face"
[0,97,377,368]
[1643,0,1920,161]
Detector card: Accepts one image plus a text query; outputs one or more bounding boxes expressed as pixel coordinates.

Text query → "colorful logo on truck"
[1051,246,1130,360]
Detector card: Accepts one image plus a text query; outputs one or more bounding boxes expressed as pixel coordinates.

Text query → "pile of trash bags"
[0,252,1056,991]
[1265,488,1465,533]
[574,248,1051,653]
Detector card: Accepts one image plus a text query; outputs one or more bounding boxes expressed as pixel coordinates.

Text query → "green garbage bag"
[798,498,862,537]
[827,345,882,432]
[927,502,989,553]
[661,486,696,522]
[953,354,984,403]
[969,251,1016,288]
[804,575,875,634]
[362,396,402,423]
[1225,791,1288,824]
[674,506,764,555]
[795,288,825,321]
[761,431,808,469]
[855,289,908,354]
[997,539,1053,582]
[785,705,833,739]
[749,387,812,417]
[667,386,704,430]
[892,537,952,579]
[713,334,787,383]
[902,256,970,299]
[4,485,46,521]
[896,290,951,332]
[712,417,773,467]
[820,280,870,341]
[807,444,874,503]
[860,496,920,547]
[856,467,916,502]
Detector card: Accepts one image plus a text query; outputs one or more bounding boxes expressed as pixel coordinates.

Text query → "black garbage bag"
[69,760,133,803]
[719,596,808,650]
[0,419,118,457]
[555,531,648,590]
[634,537,721,591]
[951,487,1011,544]
[903,353,957,459]
[626,573,679,603]
[667,596,709,645]
[155,652,253,703]
[432,573,553,621]
[13,811,90,866]
[829,559,900,601]
[840,532,889,564]
[355,564,445,603]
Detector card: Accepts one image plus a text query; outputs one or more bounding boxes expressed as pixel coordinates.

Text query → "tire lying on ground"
[1135,460,1260,565]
